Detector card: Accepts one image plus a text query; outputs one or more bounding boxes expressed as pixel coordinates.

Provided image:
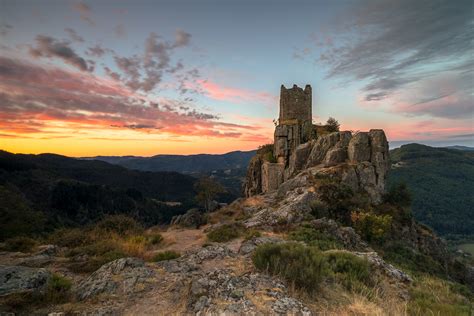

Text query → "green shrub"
[207,223,242,242]
[48,228,91,248]
[288,224,342,250]
[2,236,37,252]
[323,251,371,291]
[351,211,392,242]
[243,229,261,241]
[146,233,163,245]
[95,215,144,236]
[152,250,181,262]
[46,274,72,303]
[252,242,327,294]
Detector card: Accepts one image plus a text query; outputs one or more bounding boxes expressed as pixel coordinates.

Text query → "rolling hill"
[0,150,198,239]
[388,143,474,237]
[87,150,257,174]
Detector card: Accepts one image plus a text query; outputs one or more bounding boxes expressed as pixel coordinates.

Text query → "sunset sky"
[0,0,473,156]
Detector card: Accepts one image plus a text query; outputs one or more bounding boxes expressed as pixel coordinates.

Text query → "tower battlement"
[279,84,312,123]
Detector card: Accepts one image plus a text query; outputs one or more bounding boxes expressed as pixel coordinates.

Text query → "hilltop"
[388,143,474,237]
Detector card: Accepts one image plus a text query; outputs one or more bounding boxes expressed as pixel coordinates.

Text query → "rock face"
[0,265,51,296]
[76,257,153,300]
[243,155,263,197]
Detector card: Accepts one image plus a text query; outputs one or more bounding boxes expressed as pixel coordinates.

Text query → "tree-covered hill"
[388,144,474,237]
[0,150,199,239]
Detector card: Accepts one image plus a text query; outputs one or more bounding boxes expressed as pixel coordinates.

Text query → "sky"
[0,0,473,156]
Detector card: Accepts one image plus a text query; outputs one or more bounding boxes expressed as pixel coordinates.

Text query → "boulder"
[323,147,347,166]
[0,265,51,296]
[75,257,153,300]
[171,208,206,228]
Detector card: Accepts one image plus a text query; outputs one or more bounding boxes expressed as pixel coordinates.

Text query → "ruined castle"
[244,84,390,204]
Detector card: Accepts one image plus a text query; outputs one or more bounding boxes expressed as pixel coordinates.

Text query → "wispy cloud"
[29,35,92,71]
[72,2,95,26]
[195,80,277,105]
[312,0,473,120]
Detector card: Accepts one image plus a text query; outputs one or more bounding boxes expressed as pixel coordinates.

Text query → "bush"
[252,242,327,294]
[48,228,91,248]
[2,236,37,252]
[323,251,371,291]
[288,224,342,250]
[207,223,242,242]
[243,229,261,241]
[351,211,392,243]
[95,215,144,236]
[146,233,163,245]
[46,274,72,303]
[152,250,181,262]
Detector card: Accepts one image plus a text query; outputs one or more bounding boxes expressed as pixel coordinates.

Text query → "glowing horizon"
[1,1,472,156]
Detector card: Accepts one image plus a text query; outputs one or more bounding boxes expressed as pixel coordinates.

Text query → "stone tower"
[279,84,312,123]
[274,84,313,166]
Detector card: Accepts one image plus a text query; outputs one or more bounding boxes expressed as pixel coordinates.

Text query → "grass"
[253,242,373,296]
[407,274,472,315]
[1,236,37,252]
[252,242,326,294]
[324,250,372,293]
[288,224,343,250]
[48,215,164,273]
[151,250,181,262]
[207,223,243,242]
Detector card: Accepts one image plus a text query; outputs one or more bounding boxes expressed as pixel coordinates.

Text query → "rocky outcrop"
[0,265,51,296]
[245,130,390,203]
[171,208,206,228]
[310,218,369,251]
[76,257,153,300]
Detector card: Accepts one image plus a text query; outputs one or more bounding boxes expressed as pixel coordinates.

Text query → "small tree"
[326,117,340,132]
[194,177,225,212]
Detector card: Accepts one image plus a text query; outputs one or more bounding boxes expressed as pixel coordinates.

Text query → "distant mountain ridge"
[85,150,257,174]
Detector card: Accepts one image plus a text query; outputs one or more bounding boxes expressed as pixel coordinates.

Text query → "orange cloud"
[0,57,271,156]
[195,80,277,105]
